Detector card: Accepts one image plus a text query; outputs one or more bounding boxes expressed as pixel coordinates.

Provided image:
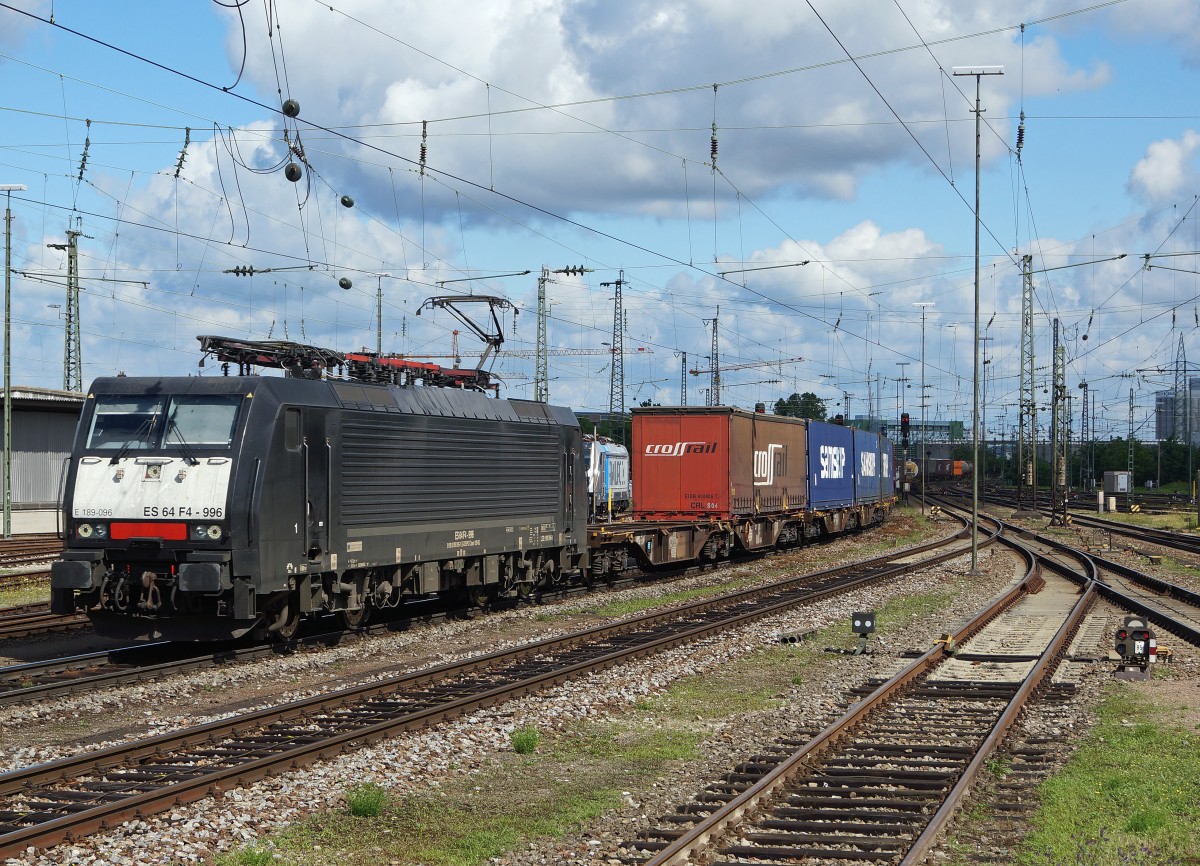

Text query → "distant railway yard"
[0,505,1197,866]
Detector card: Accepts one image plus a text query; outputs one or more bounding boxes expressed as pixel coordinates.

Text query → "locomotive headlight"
[77,523,93,538]
[194,523,224,541]
[76,522,107,539]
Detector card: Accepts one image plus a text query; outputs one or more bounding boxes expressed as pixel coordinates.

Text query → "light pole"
[374,273,392,356]
[3,184,26,539]
[914,302,934,516]
[896,361,910,494]
[953,64,1002,573]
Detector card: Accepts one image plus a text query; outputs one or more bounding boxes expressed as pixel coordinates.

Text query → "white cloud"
[1128,130,1200,205]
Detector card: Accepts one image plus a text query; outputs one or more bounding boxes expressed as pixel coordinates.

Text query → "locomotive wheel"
[339,605,370,629]
[271,605,302,641]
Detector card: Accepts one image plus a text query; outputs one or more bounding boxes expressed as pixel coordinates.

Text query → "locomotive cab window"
[164,395,241,446]
[85,394,241,451]
[86,396,164,450]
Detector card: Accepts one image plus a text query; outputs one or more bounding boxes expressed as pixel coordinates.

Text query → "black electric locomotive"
[52,364,586,641]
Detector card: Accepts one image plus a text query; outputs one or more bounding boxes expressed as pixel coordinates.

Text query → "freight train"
[900,457,973,493]
[51,337,895,642]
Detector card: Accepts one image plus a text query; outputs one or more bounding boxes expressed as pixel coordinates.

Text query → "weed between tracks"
[1015,684,1200,865]
[247,723,700,866]
[0,581,49,609]
[1145,555,1200,591]
[944,675,1200,866]
[218,575,967,866]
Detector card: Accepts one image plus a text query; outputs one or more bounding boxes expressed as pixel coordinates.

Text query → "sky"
[1,0,1199,447]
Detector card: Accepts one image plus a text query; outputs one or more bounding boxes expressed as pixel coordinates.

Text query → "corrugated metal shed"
[2,386,84,509]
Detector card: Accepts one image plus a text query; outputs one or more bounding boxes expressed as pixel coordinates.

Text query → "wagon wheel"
[339,605,370,630]
[468,586,492,611]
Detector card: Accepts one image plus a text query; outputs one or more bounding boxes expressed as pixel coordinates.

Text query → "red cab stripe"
[110,522,188,540]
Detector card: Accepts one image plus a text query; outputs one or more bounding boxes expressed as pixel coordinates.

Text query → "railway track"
[0,518,963,706]
[1007,513,1200,647]
[0,603,89,641]
[0,535,62,571]
[951,491,1200,645]
[614,503,1200,865]
[0,517,983,858]
[617,513,1097,865]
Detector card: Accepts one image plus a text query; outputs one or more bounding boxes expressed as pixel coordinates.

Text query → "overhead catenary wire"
[0,0,1182,420]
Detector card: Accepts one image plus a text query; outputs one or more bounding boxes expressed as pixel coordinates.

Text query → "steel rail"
[0,523,985,857]
[999,512,1200,648]
[0,519,970,705]
[0,608,89,640]
[642,527,1036,866]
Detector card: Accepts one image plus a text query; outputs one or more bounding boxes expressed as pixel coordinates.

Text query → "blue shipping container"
[881,437,895,499]
[852,428,884,505]
[807,420,855,509]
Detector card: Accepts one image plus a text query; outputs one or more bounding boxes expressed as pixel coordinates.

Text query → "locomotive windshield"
[86,394,241,450]
[164,395,241,445]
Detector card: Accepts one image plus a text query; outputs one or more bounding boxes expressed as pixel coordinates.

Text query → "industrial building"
[0,386,83,535]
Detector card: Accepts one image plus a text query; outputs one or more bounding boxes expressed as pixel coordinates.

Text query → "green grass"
[510,727,540,754]
[1015,686,1200,865]
[1090,510,1197,532]
[345,782,390,817]
[1147,556,1200,587]
[214,843,276,866]
[264,722,702,866]
[0,581,49,609]
[573,578,757,618]
[637,648,793,719]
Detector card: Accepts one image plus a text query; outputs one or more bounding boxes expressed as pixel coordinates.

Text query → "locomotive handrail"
[301,439,310,556]
[247,458,261,545]
[55,456,68,541]
[326,438,333,554]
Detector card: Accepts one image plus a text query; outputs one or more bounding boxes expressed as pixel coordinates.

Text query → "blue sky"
[2,0,1199,448]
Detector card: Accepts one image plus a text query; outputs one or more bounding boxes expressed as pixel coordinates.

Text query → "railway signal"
[1114,616,1156,680]
[851,611,876,655]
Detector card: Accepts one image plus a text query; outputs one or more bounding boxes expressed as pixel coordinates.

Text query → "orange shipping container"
[631,407,808,520]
